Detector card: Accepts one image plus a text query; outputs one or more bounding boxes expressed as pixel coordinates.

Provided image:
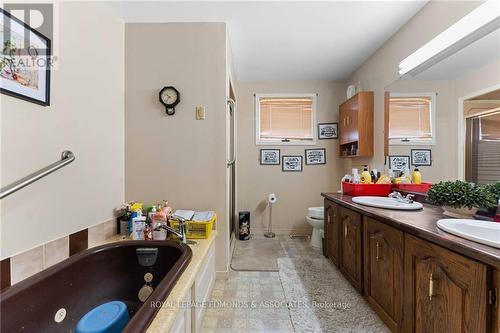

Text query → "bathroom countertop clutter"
[105,231,218,333]
[322,193,500,269]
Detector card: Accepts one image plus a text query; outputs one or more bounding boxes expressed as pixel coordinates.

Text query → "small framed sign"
[318,122,338,139]
[282,155,303,172]
[260,149,280,165]
[305,148,326,165]
[389,155,410,172]
[411,149,432,166]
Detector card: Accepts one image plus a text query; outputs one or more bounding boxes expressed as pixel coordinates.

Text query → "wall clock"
[159,86,180,115]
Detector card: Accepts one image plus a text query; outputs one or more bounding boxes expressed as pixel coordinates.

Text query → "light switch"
[196,106,206,120]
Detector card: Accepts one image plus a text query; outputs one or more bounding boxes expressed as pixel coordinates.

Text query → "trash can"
[238,211,250,240]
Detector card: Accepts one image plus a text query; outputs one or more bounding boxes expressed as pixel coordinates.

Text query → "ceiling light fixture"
[398,0,500,76]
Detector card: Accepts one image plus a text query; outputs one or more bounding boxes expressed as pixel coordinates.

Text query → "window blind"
[389,97,432,141]
[259,97,313,141]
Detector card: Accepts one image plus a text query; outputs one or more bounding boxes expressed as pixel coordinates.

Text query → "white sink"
[437,219,500,249]
[352,196,423,210]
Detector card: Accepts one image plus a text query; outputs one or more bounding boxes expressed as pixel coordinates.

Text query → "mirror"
[384,28,500,184]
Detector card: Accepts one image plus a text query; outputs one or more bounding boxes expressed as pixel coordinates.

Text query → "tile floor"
[201,236,321,333]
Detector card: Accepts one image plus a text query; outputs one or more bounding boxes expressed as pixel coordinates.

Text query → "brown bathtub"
[0,240,192,333]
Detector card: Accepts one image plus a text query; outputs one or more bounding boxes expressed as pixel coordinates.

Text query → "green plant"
[427,180,496,209]
[485,181,500,202]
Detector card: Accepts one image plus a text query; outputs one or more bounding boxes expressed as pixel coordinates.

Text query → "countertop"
[322,192,500,270]
[106,232,217,333]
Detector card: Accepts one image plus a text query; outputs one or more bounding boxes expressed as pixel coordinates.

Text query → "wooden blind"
[389,97,432,141]
[259,97,313,141]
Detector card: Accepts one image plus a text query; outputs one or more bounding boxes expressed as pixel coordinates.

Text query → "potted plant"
[427,180,495,218]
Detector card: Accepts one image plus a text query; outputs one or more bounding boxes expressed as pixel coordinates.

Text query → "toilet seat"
[307,207,324,220]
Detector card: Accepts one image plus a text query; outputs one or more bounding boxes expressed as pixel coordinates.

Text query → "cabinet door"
[364,217,403,332]
[403,234,489,333]
[325,200,340,266]
[339,107,348,145]
[340,207,363,292]
[347,101,359,143]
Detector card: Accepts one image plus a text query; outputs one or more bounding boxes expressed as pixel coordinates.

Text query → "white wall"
[124,23,230,273]
[0,2,125,259]
[236,81,345,234]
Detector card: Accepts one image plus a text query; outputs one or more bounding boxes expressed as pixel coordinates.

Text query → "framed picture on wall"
[411,149,432,166]
[318,123,338,139]
[282,155,303,172]
[0,9,51,106]
[260,149,280,165]
[389,155,410,172]
[305,148,326,165]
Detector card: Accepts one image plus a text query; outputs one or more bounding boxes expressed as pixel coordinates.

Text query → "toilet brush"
[265,193,276,238]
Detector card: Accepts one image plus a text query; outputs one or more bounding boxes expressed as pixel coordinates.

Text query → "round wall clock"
[159,86,180,115]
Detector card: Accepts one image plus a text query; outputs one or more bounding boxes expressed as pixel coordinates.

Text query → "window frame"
[255,93,317,146]
[388,92,437,146]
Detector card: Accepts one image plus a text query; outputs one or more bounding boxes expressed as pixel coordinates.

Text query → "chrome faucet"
[155,217,187,244]
[389,191,415,204]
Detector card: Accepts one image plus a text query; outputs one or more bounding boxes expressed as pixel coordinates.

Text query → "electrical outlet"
[196,106,205,120]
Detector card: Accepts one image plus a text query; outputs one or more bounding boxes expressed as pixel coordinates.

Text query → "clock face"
[160,87,178,106]
[160,87,180,107]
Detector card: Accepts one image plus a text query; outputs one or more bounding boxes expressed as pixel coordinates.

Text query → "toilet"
[306,207,324,249]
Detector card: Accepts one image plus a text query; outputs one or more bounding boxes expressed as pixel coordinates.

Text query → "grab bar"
[226,98,236,167]
[0,150,75,199]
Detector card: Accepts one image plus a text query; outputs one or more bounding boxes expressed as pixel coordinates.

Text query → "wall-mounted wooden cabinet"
[338,91,374,158]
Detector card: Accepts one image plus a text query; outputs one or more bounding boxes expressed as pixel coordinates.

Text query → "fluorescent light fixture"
[399,0,500,76]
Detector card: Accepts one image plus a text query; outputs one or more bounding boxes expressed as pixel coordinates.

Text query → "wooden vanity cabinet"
[363,217,403,332]
[403,234,489,333]
[324,200,341,265]
[340,207,363,292]
[338,91,373,158]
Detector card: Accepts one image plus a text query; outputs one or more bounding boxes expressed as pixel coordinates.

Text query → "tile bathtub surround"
[1,258,11,290]
[69,229,89,256]
[43,236,69,269]
[1,218,117,289]
[10,246,44,285]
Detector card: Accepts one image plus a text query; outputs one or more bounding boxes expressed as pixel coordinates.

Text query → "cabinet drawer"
[363,217,403,332]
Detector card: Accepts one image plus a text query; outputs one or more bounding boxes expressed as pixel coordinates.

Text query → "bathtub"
[0,240,192,333]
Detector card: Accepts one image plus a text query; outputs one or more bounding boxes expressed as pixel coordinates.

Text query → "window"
[255,94,316,145]
[466,110,500,185]
[389,92,436,145]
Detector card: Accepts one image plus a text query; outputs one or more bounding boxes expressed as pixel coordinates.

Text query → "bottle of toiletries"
[132,216,146,240]
[370,169,378,183]
[412,167,422,184]
[360,165,372,184]
[352,168,360,184]
[494,200,500,223]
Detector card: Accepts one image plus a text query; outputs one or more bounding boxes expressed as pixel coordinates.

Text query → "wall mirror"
[384,28,500,184]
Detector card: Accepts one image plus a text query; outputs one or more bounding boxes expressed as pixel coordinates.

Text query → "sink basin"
[437,219,500,249]
[352,196,423,210]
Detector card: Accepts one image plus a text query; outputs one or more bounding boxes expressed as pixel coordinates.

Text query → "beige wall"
[344,1,482,178]
[236,81,345,234]
[124,23,230,272]
[0,2,125,259]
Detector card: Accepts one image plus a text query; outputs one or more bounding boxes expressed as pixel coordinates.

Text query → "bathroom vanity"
[322,193,500,333]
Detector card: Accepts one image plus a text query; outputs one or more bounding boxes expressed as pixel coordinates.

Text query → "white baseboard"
[216,270,230,279]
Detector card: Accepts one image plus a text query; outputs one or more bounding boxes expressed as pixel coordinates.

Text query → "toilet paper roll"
[268,193,277,204]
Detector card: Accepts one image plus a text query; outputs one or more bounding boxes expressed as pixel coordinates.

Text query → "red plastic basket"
[391,182,433,193]
[342,181,392,197]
